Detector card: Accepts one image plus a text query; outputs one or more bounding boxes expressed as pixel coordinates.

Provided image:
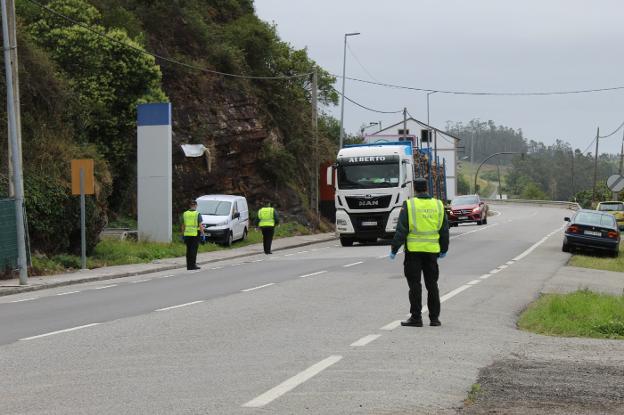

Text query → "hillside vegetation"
[0,0,338,256]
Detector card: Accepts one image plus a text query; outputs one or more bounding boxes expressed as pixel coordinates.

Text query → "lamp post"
[339,32,360,149]
[426,91,437,126]
[474,152,524,196]
[360,122,379,139]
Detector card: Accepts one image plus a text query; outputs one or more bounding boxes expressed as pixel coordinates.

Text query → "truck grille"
[349,213,388,232]
[345,195,392,210]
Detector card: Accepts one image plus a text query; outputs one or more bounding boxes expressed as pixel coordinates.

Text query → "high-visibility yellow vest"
[258,207,275,227]
[406,197,444,253]
[183,210,200,236]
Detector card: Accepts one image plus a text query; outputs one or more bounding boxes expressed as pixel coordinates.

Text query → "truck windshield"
[197,200,232,216]
[337,163,400,189]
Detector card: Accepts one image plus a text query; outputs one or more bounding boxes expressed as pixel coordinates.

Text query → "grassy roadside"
[568,244,624,273]
[518,290,624,340]
[30,222,312,276]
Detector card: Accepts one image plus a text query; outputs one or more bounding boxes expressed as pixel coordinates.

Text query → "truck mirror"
[326,165,334,186]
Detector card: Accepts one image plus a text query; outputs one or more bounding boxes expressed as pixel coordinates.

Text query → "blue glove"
[201,235,206,243]
[389,251,396,260]
[439,252,447,259]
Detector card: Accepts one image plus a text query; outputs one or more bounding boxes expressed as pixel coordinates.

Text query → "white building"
[363,117,459,200]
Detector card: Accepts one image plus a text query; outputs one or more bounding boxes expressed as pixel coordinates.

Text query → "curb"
[0,235,337,297]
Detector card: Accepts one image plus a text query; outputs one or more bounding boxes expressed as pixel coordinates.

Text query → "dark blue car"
[562,209,620,257]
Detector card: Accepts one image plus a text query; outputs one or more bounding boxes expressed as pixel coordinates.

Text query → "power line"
[24,0,313,80]
[334,74,624,97]
[406,109,456,145]
[334,89,403,114]
[582,137,597,155]
[598,120,624,138]
[346,43,382,84]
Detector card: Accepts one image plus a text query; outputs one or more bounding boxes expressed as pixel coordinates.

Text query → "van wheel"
[224,232,233,247]
[242,228,248,241]
[340,237,354,247]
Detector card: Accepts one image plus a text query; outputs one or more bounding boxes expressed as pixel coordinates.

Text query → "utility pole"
[2,0,27,284]
[311,70,319,223]
[570,150,575,199]
[470,129,475,193]
[591,127,600,205]
[6,0,21,197]
[338,32,360,149]
[403,107,407,141]
[619,129,624,176]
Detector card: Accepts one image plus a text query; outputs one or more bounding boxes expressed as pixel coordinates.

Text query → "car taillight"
[567,225,579,234]
[607,231,619,239]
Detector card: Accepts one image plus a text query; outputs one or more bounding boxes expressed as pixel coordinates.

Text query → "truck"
[327,141,447,246]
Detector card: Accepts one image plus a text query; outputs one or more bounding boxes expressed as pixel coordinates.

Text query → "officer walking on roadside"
[181,200,205,270]
[389,178,449,327]
[256,202,279,255]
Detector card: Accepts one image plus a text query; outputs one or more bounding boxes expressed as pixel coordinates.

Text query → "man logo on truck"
[358,200,379,207]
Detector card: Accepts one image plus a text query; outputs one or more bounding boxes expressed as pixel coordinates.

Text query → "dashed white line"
[284,253,295,257]
[479,274,492,280]
[506,261,515,265]
[343,261,363,268]
[155,301,204,312]
[497,265,508,270]
[156,275,174,279]
[241,283,275,292]
[251,259,264,263]
[298,270,327,278]
[9,297,36,303]
[210,266,223,270]
[489,268,501,274]
[56,290,80,296]
[439,285,471,302]
[20,323,100,341]
[130,279,150,284]
[467,279,482,285]
[380,320,402,331]
[350,334,381,347]
[93,284,117,290]
[242,355,343,408]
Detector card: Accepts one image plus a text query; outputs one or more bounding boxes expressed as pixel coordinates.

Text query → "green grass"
[30,222,312,275]
[569,244,624,273]
[465,383,482,405]
[518,290,624,340]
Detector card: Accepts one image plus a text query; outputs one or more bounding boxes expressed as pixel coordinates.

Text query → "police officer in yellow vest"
[390,178,449,327]
[181,200,205,270]
[256,203,279,254]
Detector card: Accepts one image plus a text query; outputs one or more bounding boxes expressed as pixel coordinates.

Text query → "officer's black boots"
[401,316,423,327]
[430,319,441,326]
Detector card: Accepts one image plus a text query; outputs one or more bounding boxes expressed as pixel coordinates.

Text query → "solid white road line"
[9,297,36,303]
[20,323,100,341]
[155,301,204,312]
[479,274,492,279]
[343,261,363,268]
[439,285,471,302]
[350,334,381,347]
[241,283,275,292]
[93,284,117,290]
[56,290,80,296]
[242,355,343,408]
[298,271,327,278]
[467,279,482,285]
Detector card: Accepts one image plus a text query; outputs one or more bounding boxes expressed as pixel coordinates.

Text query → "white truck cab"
[328,143,414,246]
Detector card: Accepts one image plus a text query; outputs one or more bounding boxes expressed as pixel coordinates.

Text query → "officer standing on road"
[181,200,205,270]
[256,202,279,255]
[389,178,449,327]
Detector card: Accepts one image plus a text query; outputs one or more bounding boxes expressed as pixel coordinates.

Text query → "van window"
[197,200,232,216]
[232,202,238,216]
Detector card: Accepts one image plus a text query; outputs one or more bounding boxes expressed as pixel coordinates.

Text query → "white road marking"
[9,297,36,303]
[512,227,559,261]
[93,284,117,290]
[210,266,223,270]
[497,265,508,270]
[284,253,295,257]
[467,279,482,285]
[155,301,203,312]
[296,250,309,254]
[350,334,381,347]
[242,283,275,292]
[298,271,327,278]
[130,279,150,284]
[242,355,343,408]
[489,269,501,274]
[450,223,499,240]
[252,259,264,263]
[506,261,515,265]
[380,320,402,330]
[56,290,80,296]
[156,275,174,279]
[20,323,100,341]
[480,274,492,279]
[440,285,471,302]
[343,261,363,268]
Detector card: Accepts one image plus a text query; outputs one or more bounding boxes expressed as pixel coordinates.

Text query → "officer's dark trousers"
[261,226,275,254]
[404,252,440,320]
[184,235,199,269]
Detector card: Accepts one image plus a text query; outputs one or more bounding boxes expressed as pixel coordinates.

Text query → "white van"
[196,195,249,246]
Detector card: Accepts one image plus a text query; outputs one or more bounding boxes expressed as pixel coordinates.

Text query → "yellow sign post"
[71,159,94,270]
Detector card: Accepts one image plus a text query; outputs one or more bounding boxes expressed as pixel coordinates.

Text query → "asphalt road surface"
[0,204,571,414]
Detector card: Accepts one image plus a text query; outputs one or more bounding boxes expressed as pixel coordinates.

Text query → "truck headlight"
[337,219,347,226]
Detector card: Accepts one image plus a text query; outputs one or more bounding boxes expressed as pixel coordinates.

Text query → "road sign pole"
[80,168,86,270]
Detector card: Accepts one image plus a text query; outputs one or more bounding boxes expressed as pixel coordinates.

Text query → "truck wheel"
[340,237,354,247]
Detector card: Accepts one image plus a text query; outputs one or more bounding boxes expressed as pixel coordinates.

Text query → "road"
[0,204,570,414]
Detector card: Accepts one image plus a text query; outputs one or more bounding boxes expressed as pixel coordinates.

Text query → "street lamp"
[474,152,524,196]
[339,32,360,149]
[426,91,438,126]
[360,122,379,138]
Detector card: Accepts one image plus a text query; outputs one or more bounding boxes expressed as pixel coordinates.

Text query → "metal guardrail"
[483,198,582,211]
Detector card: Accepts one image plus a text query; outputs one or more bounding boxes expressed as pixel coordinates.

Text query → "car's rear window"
[574,212,616,228]
[598,203,624,212]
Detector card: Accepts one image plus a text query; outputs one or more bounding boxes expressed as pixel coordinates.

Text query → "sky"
[254,0,624,155]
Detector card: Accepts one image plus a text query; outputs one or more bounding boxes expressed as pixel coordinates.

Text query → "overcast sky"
[254,0,624,155]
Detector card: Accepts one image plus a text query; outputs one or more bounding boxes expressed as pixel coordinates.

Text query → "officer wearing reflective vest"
[390,178,449,327]
[256,203,279,255]
[181,200,205,270]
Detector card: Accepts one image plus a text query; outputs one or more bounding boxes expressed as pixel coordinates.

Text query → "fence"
[0,198,18,271]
